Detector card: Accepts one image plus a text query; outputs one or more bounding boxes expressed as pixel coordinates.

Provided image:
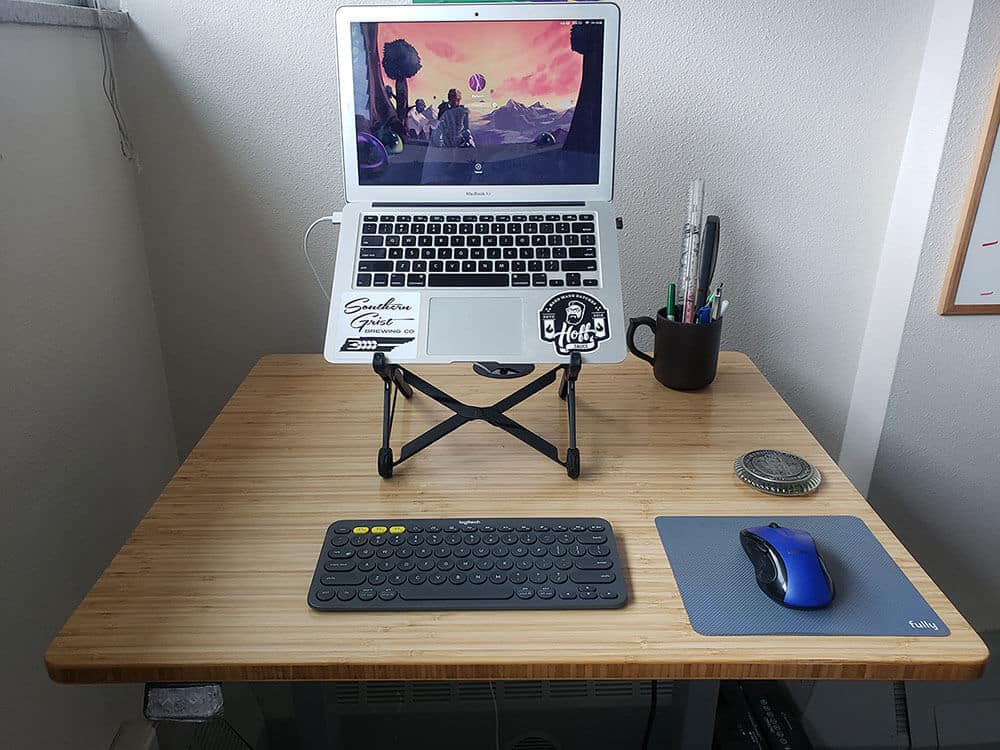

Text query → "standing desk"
[45,354,987,741]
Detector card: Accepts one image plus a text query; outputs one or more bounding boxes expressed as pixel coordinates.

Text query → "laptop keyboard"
[356,213,600,289]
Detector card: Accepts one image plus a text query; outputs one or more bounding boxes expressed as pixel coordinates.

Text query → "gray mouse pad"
[655,516,949,636]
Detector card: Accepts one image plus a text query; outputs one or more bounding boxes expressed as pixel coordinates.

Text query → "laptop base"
[372,352,582,479]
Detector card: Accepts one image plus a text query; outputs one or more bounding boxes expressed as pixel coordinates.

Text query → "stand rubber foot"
[566,448,580,479]
[378,447,394,478]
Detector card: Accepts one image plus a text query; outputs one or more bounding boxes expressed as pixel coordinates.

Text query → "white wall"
[117,0,932,458]
[0,24,178,750]
[868,0,1000,632]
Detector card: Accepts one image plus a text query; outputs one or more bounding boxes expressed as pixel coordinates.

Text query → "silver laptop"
[324,3,625,365]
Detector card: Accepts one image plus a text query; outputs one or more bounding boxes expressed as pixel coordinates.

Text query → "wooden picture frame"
[939,58,1000,315]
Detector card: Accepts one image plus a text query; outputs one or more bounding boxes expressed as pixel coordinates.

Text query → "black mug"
[626,307,723,390]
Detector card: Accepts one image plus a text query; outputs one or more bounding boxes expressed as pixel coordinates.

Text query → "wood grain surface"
[45,354,988,683]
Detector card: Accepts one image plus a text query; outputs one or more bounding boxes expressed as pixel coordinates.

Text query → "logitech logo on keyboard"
[908,619,940,631]
[458,519,481,525]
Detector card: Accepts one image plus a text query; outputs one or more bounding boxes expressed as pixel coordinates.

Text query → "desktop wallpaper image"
[352,19,604,185]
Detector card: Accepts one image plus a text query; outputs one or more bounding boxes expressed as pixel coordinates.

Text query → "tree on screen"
[382,39,422,132]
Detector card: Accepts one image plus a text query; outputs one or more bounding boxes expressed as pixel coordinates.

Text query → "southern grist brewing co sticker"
[539,291,610,355]
[334,293,419,360]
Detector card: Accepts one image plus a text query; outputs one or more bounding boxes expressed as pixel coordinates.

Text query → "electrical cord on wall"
[639,679,658,750]
[92,0,138,165]
[489,680,501,750]
[303,213,342,301]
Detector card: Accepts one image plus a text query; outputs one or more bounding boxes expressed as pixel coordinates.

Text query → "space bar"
[428,273,510,287]
[399,586,515,600]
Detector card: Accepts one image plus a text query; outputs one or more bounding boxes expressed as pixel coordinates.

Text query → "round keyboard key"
[539,534,556,545]
[429,573,447,585]
[358,560,376,572]
[336,588,356,601]
[409,573,426,585]
[515,586,535,599]
[425,525,440,533]
[427,534,443,546]
[357,548,375,559]
[368,573,386,585]
[464,533,481,545]
[530,546,547,557]
[516,559,534,571]
[358,588,377,601]
[555,559,573,570]
[551,545,567,557]
[436,559,454,571]
[377,560,395,572]
[417,560,436,572]
[330,536,350,547]
[378,588,397,601]
[389,574,406,586]
[519,533,537,545]
[333,525,352,535]
[444,525,459,533]
[501,533,518,545]
[407,535,424,546]
[389,535,405,546]
[517,525,532,533]
[453,546,471,558]
[591,546,610,557]
[493,546,510,558]
[570,545,587,557]
[396,547,413,559]
[445,534,462,546]
[600,590,619,599]
[325,561,356,572]
[407,524,423,533]
[579,591,599,600]
[550,571,568,584]
[481,525,495,533]
[557,534,575,545]
[449,573,467,585]
[482,534,500,545]
[327,548,354,559]
[472,547,491,558]
[511,546,529,557]
[509,571,527,584]
[315,588,335,601]
[350,536,368,546]
[475,559,493,571]
[578,585,597,593]
[370,535,386,546]
[578,534,607,545]
[489,572,507,584]
[529,572,548,585]
[469,573,487,585]
[553,525,568,532]
[377,548,393,558]
[538,586,556,599]
[434,547,450,558]
[457,559,475,571]
[535,559,553,570]
[496,559,514,570]
[397,560,415,572]
[415,547,432,558]
[534,524,550,532]
[559,590,577,600]
[498,525,514,533]
[589,524,606,532]
[571,525,586,533]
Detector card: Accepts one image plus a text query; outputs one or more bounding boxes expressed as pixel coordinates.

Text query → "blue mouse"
[739,522,835,609]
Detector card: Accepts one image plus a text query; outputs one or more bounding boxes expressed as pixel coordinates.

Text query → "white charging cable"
[303,212,343,301]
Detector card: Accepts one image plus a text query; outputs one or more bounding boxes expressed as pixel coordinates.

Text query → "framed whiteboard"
[940,58,1000,315]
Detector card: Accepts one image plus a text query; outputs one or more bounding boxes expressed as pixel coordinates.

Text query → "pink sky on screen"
[377,20,583,107]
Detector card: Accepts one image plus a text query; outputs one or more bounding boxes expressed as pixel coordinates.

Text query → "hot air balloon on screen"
[469,73,486,92]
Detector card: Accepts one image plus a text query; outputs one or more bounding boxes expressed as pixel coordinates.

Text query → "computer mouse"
[739,522,835,609]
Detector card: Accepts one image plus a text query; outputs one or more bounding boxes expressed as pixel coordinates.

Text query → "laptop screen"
[349,19,604,187]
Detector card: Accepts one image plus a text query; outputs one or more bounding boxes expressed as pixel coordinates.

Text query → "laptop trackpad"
[427,298,524,357]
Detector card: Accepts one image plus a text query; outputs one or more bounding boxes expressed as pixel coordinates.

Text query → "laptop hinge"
[371,202,588,208]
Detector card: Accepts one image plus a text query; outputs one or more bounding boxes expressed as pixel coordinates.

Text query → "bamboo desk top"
[46,354,988,684]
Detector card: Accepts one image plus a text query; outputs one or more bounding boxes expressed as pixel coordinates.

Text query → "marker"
[666,282,676,321]
[719,299,729,319]
[697,305,712,325]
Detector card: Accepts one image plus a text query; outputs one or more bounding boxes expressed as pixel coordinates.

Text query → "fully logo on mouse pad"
[539,292,609,355]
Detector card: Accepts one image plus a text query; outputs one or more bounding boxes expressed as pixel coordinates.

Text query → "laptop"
[324,3,625,365]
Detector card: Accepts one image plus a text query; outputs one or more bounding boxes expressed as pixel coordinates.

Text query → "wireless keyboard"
[308,517,626,611]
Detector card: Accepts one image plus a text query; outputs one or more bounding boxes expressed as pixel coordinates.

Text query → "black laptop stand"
[372,352,582,478]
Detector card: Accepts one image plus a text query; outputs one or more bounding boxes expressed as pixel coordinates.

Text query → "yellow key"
[352,526,369,534]
[389,525,406,534]
[371,526,388,534]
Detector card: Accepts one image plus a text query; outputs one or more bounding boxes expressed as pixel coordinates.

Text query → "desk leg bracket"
[371,352,582,479]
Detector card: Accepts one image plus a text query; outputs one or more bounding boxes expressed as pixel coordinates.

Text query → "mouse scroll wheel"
[768,522,781,529]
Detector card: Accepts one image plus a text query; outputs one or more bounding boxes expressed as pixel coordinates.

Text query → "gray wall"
[869,0,1000,632]
[117,0,932,458]
[0,24,178,750]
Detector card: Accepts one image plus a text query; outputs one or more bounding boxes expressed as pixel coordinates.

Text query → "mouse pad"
[654,515,949,636]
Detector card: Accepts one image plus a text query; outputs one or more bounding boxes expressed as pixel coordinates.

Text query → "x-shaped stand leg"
[372,352,582,479]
